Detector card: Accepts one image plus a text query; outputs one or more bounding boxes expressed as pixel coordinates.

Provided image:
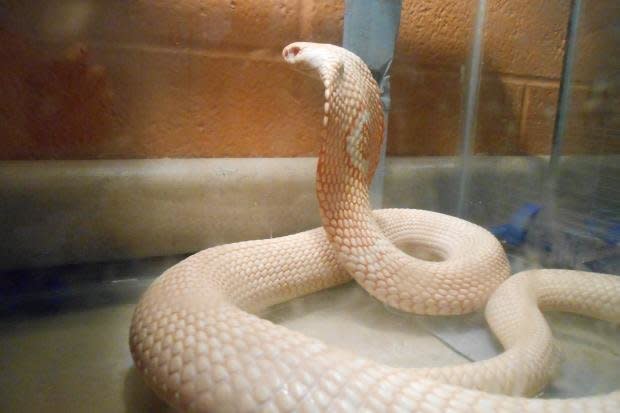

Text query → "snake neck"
[284,42,423,311]
[314,47,385,265]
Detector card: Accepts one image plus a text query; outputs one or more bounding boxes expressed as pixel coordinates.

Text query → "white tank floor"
[1,277,619,412]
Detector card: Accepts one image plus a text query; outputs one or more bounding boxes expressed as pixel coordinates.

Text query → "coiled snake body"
[130,42,620,412]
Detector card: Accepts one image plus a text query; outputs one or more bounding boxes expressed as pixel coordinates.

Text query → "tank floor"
[1,263,619,412]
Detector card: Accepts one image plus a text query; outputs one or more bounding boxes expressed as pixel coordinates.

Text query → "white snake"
[130,42,620,412]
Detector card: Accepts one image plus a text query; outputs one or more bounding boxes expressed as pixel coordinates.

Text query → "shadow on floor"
[123,367,171,413]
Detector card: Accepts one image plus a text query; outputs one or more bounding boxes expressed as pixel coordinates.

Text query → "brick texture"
[476,78,524,155]
[520,84,557,155]
[2,0,300,53]
[301,0,344,44]
[395,1,475,70]
[0,0,617,159]
[484,1,569,79]
[388,69,462,156]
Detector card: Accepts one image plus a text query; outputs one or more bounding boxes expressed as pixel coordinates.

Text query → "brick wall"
[0,0,617,159]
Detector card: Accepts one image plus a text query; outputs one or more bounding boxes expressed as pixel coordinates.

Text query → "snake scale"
[130,42,620,412]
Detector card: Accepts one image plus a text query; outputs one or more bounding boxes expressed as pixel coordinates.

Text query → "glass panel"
[539,1,620,273]
[1,2,618,411]
[454,0,619,274]
[384,1,477,216]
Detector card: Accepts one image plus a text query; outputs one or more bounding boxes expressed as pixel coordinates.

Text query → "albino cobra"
[130,42,620,412]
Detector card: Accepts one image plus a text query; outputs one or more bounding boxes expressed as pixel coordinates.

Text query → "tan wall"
[0,0,617,160]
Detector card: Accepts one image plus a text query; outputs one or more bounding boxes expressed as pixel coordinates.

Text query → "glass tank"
[1,1,618,412]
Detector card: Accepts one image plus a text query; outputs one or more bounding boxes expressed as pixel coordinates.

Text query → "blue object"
[491,203,542,246]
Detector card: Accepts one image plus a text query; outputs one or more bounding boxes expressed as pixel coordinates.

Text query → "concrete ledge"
[0,156,552,271]
[1,158,320,271]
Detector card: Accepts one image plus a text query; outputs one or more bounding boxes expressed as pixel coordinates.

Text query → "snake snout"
[282,45,302,61]
[282,43,325,80]
[283,42,332,65]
